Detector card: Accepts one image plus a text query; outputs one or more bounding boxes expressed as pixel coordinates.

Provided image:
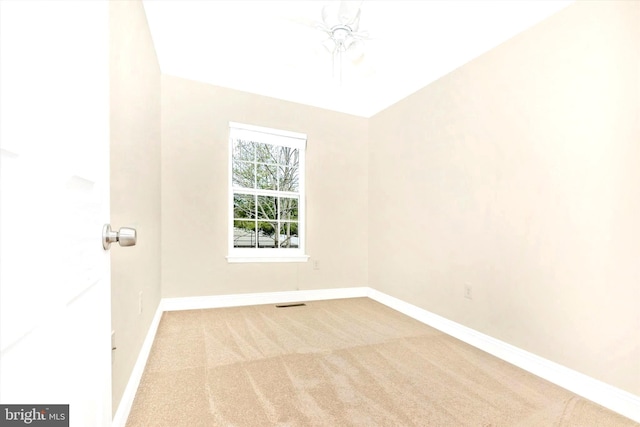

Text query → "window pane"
[256,143,279,165]
[233,220,256,248]
[278,222,299,248]
[278,197,298,221]
[278,165,299,192]
[257,222,277,248]
[233,140,254,161]
[233,160,255,189]
[256,196,277,220]
[256,164,277,190]
[233,194,255,219]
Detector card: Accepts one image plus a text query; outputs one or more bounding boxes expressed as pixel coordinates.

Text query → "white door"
[0,1,112,426]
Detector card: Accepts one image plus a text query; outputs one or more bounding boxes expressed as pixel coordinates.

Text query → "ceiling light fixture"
[317,1,368,85]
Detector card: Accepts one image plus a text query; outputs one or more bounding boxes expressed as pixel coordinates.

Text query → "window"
[227,122,308,263]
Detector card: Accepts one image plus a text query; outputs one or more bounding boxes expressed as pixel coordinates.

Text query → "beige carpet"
[126,298,637,426]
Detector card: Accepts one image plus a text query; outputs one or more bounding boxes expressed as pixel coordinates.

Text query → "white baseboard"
[112,304,164,427]
[160,286,370,311]
[367,288,640,424]
[113,286,640,425]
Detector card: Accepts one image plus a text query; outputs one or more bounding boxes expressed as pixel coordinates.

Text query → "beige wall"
[110,1,161,414]
[161,76,368,298]
[369,0,640,395]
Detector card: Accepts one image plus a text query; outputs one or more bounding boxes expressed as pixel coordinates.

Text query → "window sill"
[226,255,310,263]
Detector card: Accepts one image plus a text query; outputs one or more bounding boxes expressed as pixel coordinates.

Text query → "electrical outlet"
[313,260,320,270]
[138,291,143,314]
[464,284,473,300]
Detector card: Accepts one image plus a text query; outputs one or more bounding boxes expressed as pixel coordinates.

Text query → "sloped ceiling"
[142,0,573,117]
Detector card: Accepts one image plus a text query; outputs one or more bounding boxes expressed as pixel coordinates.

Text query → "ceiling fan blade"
[322,1,363,28]
[352,29,370,40]
[321,3,335,27]
[347,9,360,31]
[285,16,328,32]
[338,1,363,25]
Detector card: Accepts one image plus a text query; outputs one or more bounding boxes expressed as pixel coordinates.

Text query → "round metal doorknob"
[102,224,137,250]
[117,227,137,247]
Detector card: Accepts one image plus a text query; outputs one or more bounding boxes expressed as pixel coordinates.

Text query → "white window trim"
[227,122,309,263]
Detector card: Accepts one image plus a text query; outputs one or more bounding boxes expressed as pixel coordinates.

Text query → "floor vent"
[275,303,307,308]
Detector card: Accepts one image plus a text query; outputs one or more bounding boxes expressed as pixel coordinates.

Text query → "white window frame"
[227,122,309,263]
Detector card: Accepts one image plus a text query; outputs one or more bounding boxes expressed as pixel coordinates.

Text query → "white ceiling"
[142,0,573,117]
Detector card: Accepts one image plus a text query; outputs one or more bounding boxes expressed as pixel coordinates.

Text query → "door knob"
[102,224,137,250]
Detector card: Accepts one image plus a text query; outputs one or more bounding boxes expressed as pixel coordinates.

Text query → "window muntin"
[228,123,307,262]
